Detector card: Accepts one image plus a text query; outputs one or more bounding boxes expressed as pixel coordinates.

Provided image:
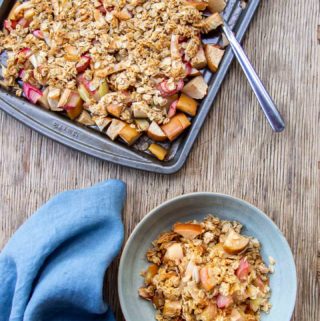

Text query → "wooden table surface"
[0,1,319,320]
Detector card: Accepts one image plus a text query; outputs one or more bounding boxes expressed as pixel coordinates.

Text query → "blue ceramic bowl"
[118,193,297,321]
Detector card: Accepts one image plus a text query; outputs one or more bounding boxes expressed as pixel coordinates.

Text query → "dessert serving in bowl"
[118,193,297,321]
[0,0,260,172]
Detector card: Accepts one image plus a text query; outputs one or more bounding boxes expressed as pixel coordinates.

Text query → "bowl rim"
[118,192,297,321]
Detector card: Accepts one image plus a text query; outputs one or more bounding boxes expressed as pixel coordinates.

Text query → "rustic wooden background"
[0,0,319,320]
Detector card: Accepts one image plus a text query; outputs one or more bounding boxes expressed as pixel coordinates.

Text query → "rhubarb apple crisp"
[139,216,274,321]
[0,0,227,160]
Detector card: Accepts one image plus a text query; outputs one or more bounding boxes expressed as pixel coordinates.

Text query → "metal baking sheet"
[0,0,260,174]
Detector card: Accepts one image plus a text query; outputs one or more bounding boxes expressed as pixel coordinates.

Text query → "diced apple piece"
[38,87,49,109]
[230,309,245,321]
[66,92,82,109]
[208,0,226,13]
[98,80,109,98]
[107,104,123,118]
[114,8,132,21]
[93,116,112,131]
[147,121,167,142]
[119,124,141,145]
[132,101,148,118]
[202,13,224,33]
[205,45,225,73]
[173,223,203,239]
[186,1,208,11]
[144,264,158,285]
[163,300,182,318]
[65,92,83,120]
[200,303,218,321]
[57,89,72,108]
[148,143,167,161]
[8,2,21,20]
[29,54,40,68]
[11,2,33,20]
[191,46,207,69]
[135,119,150,132]
[200,267,216,291]
[177,94,198,116]
[164,243,184,261]
[24,8,35,20]
[47,87,62,111]
[77,110,95,126]
[76,55,91,73]
[48,87,61,99]
[182,76,208,100]
[78,84,91,103]
[223,229,249,254]
[216,294,233,308]
[48,97,62,111]
[106,119,126,140]
[67,104,83,120]
[190,68,201,77]
[161,113,191,141]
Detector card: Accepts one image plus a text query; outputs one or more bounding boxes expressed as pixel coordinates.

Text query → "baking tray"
[0,0,260,174]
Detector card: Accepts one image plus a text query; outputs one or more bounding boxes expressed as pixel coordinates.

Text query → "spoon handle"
[222,24,285,132]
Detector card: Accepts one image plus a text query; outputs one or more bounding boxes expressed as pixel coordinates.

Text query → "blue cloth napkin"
[0,180,126,321]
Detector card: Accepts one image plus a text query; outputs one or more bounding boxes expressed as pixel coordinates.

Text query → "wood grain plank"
[0,0,319,320]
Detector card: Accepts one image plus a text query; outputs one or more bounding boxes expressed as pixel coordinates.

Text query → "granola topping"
[139,215,273,321]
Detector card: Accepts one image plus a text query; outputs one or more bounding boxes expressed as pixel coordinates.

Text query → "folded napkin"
[0,180,126,321]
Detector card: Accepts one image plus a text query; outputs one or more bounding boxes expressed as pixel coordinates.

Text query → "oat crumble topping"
[139,215,273,321]
[0,0,226,157]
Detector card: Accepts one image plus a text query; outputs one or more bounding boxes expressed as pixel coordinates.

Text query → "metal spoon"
[222,23,285,132]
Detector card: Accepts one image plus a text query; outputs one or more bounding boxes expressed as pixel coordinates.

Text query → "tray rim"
[0,0,260,174]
